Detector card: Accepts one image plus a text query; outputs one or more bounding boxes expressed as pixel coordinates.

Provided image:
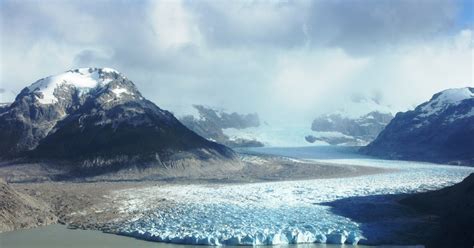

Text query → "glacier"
[113,147,474,246]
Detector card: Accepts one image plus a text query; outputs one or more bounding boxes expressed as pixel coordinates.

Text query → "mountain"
[307,111,393,146]
[305,96,395,146]
[0,68,237,176]
[362,87,474,165]
[400,173,474,248]
[0,102,10,111]
[179,105,264,148]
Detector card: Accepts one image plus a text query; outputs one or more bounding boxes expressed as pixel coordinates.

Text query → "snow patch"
[27,68,121,104]
[447,108,474,122]
[420,87,473,117]
[112,88,131,98]
[102,67,120,74]
[311,131,352,139]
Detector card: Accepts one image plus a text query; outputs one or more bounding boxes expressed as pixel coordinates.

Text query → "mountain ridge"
[307,111,393,146]
[362,87,474,165]
[0,68,238,176]
[179,105,264,148]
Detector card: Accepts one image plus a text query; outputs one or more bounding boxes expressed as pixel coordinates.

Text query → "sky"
[0,0,472,124]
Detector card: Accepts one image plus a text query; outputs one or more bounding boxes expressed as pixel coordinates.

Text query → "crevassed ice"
[120,204,361,245]
[114,157,474,246]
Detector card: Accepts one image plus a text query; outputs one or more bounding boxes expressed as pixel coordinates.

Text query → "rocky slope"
[0,178,57,232]
[400,173,474,248]
[0,68,238,176]
[307,111,393,146]
[362,87,474,165]
[179,105,264,148]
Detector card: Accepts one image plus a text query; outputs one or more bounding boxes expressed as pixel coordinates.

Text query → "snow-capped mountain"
[310,111,393,145]
[0,68,237,175]
[179,105,264,148]
[307,111,393,146]
[362,87,474,165]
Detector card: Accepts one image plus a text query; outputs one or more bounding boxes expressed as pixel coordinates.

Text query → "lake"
[0,225,422,248]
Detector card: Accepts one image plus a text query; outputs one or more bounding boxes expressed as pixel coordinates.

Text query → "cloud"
[0,0,471,124]
[149,0,202,49]
[186,0,458,54]
[305,0,458,55]
[268,48,370,119]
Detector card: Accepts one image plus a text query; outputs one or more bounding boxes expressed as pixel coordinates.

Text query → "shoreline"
[1,224,405,248]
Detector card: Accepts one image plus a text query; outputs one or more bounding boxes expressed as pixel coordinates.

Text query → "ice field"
[114,147,474,246]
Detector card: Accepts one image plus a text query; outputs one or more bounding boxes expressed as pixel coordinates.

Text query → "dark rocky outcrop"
[304,135,317,143]
[401,173,474,248]
[362,87,474,165]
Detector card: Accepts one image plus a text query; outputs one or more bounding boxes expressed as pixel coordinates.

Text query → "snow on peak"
[27,67,122,104]
[111,87,133,98]
[419,87,473,117]
[101,67,120,74]
[432,87,473,104]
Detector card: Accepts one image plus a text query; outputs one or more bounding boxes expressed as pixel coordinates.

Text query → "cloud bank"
[1,0,472,123]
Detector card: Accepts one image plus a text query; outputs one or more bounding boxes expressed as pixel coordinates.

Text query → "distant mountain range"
[362,87,474,165]
[305,96,395,146]
[0,68,237,176]
[179,105,264,148]
[306,111,393,146]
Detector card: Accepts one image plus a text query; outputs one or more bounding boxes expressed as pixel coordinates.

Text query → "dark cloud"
[185,1,307,48]
[184,0,458,55]
[0,0,459,70]
[307,0,457,55]
[0,0,470,121]
[2,0,457,57]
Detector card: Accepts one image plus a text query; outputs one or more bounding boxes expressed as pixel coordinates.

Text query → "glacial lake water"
[0,225,421,248]
[1,146,472,247]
